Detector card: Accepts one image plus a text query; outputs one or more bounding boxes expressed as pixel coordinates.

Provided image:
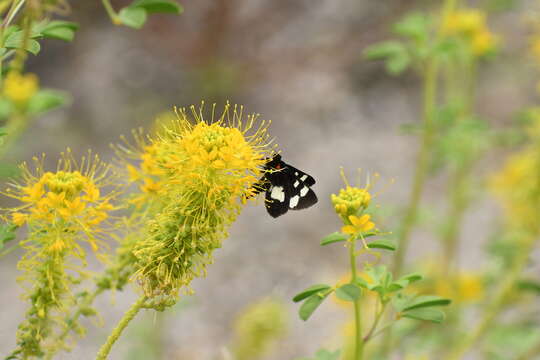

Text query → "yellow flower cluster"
[342,214,375,235]
[442,9,498,56]
[123,103,275,298]
[2,71,39,104]
[4,150,116,253]
[232,298,288,360]
[3,150,118,358]
[411,263,485,304]
[434,272,484,304]
[490,148,540,232]
[331,186,371,218]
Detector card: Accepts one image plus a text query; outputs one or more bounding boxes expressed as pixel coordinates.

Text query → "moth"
[252,154,318,218]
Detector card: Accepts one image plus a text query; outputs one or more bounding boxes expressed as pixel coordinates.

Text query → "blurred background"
[0,0,537,359]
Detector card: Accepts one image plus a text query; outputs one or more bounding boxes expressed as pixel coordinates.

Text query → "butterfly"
[252,154,318,218]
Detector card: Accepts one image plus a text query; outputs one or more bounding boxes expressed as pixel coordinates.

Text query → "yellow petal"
[342,225,357,235]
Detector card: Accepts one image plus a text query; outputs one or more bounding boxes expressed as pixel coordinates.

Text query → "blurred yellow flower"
[442,8,498,57]
[3,71,39,104]
[232,298,288,360]
[489,147,540,232]
[443,9,486,35]
[471,29,498,56]
[435,272,484,304]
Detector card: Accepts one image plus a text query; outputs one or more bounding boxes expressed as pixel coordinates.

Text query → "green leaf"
[4,31,40,55]
[364,41,406,59]
[0,223,17,250]
[321,231,377,246]
[0,98,13,120]
[386,52,411,75]
[392,12,430,41]
[131,0,183,14]
[517,279,540,294]
[399,272,423,284]
[402,295,451,311]
[335,283,361,302]
[299,292,330,321]
[27,89,69,115]
[293,284,332,303]
[387,279,409,292]
[119,6,148,29]
[402,308,445,323]
[320,232,349,246]
[314,349,341,360]
[367,239,396,251]
[41,22,78,42]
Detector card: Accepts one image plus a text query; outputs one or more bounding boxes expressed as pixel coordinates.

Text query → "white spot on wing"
[295,172,299,176]
[290,195,299,208]
[300,175,308,181]
[300,187,309,196]
[270,186,285,202]
[293,180,300,188]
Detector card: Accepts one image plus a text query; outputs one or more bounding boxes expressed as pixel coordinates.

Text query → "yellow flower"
[471,29,497,56]
[3,71,39,104]
[3,149,120,358]
[443,9,486,35]
[442,8,498,57]
[3,149,118,253]
[118,102,275,298]
[434,272,484,304]
[342,214,375,235]
[232,298,287,360]
[489,148,540,232]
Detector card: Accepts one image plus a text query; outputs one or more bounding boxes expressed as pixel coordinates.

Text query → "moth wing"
[264,171,292,218]
[285,164,316,187]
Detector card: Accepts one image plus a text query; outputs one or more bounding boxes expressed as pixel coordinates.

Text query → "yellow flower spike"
[116,102,275,298]
[2,71,39,105]
[3,150,120,358]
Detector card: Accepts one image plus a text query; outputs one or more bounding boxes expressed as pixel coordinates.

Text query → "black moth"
[252,154,318,218]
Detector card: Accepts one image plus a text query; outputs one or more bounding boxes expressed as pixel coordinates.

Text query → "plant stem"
[101,0,120,25]
[349,239,363,360]
[441,161,471,273]
[96,295,147,360]
[444,239,536,360]
[45,288,105,360]
[393,58,438,276]
[363,301,387,343]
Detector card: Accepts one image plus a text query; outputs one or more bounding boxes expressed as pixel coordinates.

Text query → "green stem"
[349,239,363,360]
[10,11,31,73]
[363,301,387,343]
[393,58,438,276]
[444,240,536,360]
[441,161,471,273]
[45,288,105,360]
[101,0,120,25]
[96,295,147,360]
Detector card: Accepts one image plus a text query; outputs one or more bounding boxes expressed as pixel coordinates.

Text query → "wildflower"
[232,298,288,360]
[331,170,373,218]
[3,149,118,358]
[3,71,39,105]
[120,103,274,300]
[489,148,540,232]
[342,214,375,235]
[442,8,498,57]
[435,272,484,304]
[443,9,486,35]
